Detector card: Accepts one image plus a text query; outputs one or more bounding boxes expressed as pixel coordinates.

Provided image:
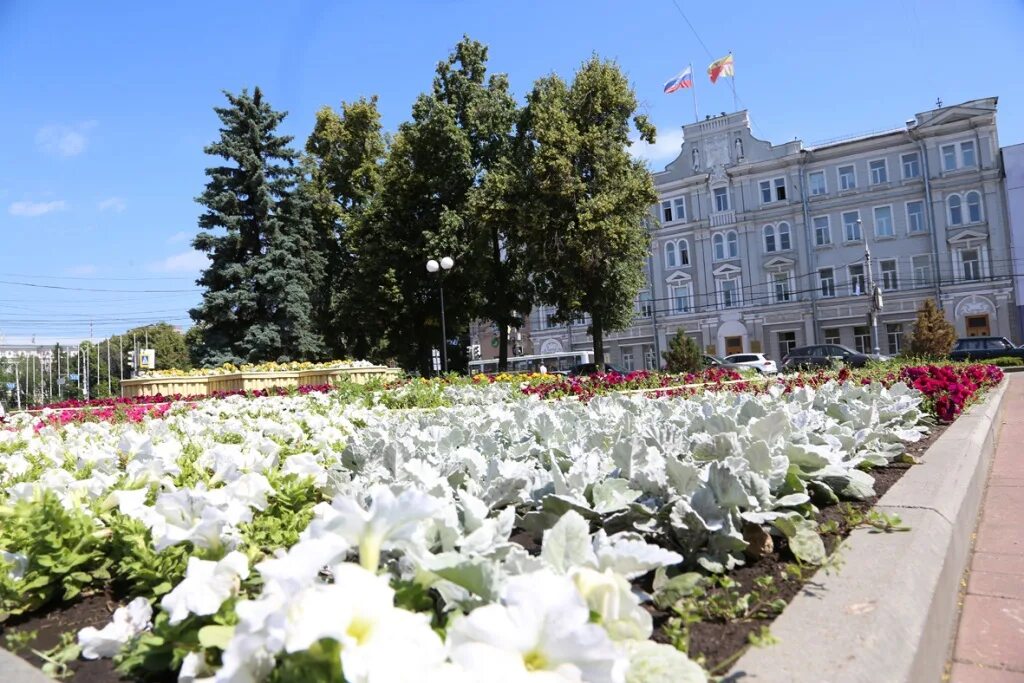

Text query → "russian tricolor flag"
[663,66,693,94]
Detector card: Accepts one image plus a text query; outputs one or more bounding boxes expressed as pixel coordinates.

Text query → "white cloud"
[36,121,97,157]
[166,230,192,244]
[8,200,67,217]
[149,250,208,273]
[66,264,97,276]
[631,127,685,166]
[98,197,126,212]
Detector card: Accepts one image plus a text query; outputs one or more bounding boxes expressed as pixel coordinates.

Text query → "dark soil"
[1,589,125,683]
[2,422,949,682]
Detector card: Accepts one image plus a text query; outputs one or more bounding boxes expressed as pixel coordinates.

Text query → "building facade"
[1002,142,1024,341]
[530,97,1017,368]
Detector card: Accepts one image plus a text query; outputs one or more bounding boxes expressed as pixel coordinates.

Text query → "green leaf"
[197,625,235,650]
[652,571,704,610]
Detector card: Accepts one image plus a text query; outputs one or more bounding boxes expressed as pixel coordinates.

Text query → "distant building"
[1002,142,1024,341]
[531,97,1016,368]
[469,315,535,362]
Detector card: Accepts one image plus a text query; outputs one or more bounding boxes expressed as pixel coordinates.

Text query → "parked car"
[781,344,873,371]
[948,336,1024,362]
[568,362,624,377]
[701,354,745,371]
[724,353,777,375]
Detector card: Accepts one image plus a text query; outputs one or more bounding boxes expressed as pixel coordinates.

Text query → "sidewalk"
[950,373,1024,682]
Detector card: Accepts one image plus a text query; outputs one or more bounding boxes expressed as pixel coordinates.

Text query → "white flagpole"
[690,63,699,123]
[729,51,738,111]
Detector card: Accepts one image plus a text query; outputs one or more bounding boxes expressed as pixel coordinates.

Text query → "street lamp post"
[864,241,882,356]
[426,256,454,375]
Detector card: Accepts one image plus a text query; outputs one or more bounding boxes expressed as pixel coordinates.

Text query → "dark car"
[781,344,872,372]
[948,336,1024,362]
[568,362,625,377]
[702,355,745,371]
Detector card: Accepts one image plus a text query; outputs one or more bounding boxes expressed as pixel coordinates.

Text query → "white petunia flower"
[447,570,627,683]
[78,597,153,659]
[570,567,652,641]
[178,651,215,683]
[623,640,707,683]
[305,486,442,571]
[161,551,250,624]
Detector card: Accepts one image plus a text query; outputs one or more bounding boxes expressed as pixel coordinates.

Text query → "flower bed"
[0,365,1001,682]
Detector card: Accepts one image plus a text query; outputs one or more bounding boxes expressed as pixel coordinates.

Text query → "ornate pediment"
[948,229,987,243]
[763,256,795,269]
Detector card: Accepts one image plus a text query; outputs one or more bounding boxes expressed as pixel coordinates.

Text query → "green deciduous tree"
[518,56,658,363]
[906,299,957,358]
[304,97,386,359]
[662,330,702,373]
[190,87,323,365]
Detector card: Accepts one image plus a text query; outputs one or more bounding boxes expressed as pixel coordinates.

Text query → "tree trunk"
[591,315,604,367]
[498,321,509,372]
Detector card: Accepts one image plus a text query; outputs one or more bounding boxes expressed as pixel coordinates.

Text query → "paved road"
[950,373,1024,681]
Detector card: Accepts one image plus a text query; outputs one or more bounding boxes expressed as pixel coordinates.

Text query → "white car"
[724,353,778,375]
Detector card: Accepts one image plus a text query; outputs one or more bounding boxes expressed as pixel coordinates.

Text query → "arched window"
[948,194,963,226]
[778,222,791,250]
[966,191,982,223]
[713,234,726,261]
[727,231,739,258]
[664,241,677,268]
[678,239,690,266]
[763,225,776,253]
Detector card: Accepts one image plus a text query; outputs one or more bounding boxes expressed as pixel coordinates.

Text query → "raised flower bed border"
[120,366,401,398]
[726,376,1009,683]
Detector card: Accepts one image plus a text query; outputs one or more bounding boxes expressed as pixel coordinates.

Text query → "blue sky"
[2,0,1022,344]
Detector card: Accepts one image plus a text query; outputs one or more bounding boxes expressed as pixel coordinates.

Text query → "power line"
[0,272,195,282]
[0,279,201,293]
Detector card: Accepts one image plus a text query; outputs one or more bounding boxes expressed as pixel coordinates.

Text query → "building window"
[778,331,797,357]
[673,197,686,222]
[777,222,791,250]
[907,200,926,233]
[869,159,888,185]
[772,271,792,303]
[966,191,982,223]
[763,225,776,253]
[849,264,866,295]
[886,323,904,355]
[671,283,692,313]
[719,277,741,309]
[854,326,871,354]
[622,350,635,371]
[912,254,933,288]
[809,171,827,196]
[760,177,786,203]
[814,216,831,246]
[961,248,982,282]
[948,194,963,225]
[843,210,862,242]
[713,233,725,260]
[819,267,836,298]
[873,206,894,238]
[664,241,677,268]
[637,290,653,318]
[714,187,730,212]
[961,140,976,167]
[823,328,841,345]
[661,200,673,223]
[723,230,738,258]
[901,152,921,179]
[942,144,957,172]
[838,165,856,191]
[880,259,898,291]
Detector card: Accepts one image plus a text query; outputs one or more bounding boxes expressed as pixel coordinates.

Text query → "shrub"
[662,330,702,373]
[987,356,1024,367]
[906,299,956,359]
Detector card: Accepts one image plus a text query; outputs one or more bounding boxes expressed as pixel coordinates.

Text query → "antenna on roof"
[936,97,943,108]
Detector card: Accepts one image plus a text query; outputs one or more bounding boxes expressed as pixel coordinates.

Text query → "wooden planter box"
[121,366,400,398]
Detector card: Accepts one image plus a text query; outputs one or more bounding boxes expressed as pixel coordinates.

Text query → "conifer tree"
[662,330,702,373]
[190,87,323,364]
[906,299,956,358]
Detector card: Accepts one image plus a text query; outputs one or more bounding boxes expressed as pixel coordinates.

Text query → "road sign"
[69,373,79,381]
[140,349,156,369]
[57,378,66,386]
[5,383,14,390]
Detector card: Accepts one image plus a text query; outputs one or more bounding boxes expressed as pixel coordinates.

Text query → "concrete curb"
[0,647,53,683]
[725,379,1009,683]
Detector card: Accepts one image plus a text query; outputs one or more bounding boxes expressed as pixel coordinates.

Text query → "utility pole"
[119,335,124,397]
[14,362,20,410]
[864,245,882,356]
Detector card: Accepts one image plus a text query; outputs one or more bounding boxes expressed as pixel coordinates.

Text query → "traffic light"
[126,351,136,373]
[473,344,481,360]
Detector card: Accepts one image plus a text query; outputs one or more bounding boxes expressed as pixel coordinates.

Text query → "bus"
[468,350,595,376]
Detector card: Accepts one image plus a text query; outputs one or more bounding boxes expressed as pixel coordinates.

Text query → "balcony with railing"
[710,210,736,227]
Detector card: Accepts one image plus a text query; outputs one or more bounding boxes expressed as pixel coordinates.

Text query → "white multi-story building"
[531,97,1016,368]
